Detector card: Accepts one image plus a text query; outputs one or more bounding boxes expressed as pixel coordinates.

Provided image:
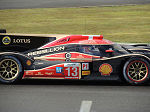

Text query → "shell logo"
[99,63,113,76]
[2,36,11,45]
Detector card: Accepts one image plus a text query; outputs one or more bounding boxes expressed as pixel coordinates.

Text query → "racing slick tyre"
[0,56,23,84]
[123,58,150,85]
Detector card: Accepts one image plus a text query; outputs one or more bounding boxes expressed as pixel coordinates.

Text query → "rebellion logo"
[27,46,65,56]
[2,36,11,45]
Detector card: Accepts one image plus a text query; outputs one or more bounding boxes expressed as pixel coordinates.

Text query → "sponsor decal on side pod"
[27,46,65,56]
[2,36,11,45]
[99,63,113,76]
[82,63,89,70]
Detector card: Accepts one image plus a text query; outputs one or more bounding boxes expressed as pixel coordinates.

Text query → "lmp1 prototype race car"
[0,34,150,85]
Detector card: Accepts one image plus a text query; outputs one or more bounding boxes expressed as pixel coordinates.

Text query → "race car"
[0,34,150,85]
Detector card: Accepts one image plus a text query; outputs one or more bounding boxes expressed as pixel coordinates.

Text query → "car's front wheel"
[0,56,23,84]
[123,58,150,85]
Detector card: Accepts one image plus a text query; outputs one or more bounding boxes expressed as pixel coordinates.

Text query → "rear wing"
[0,34,56,52]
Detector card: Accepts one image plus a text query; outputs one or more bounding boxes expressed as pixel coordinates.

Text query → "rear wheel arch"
[0,55,24,84]
[0,52,34,69]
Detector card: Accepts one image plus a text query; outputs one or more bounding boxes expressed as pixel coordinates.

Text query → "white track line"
[79,100,93,112]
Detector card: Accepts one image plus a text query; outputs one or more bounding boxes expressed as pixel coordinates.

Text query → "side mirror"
[105,49,114,53]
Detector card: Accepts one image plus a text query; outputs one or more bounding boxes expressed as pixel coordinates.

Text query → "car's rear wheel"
[123,58,150,85]
[0,56,23,84]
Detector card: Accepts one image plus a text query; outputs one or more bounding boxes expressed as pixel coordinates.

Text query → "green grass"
[0,4,150,43]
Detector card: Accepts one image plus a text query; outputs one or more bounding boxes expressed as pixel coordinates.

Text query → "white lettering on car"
[27,46,65,56]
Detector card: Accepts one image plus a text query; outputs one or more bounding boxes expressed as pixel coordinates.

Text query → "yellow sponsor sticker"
[26,60,32,66]
[2,36,11,45]
[99,63,113,76]
[82,71,90,75]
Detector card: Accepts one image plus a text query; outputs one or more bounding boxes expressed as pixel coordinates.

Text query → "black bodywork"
[0,34,150,84]
[0,34,56,52]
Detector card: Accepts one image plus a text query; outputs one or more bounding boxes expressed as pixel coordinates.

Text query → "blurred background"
[0,0,150,43]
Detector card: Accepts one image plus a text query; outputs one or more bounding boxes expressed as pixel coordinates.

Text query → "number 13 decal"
[64,63,81,79]
[66,67,78,76]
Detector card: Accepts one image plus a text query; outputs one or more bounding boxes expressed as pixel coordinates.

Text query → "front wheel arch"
[123,57,150,85]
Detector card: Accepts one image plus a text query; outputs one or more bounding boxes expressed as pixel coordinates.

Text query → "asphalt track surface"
[0,80,150,112]
[0,0,150,9]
